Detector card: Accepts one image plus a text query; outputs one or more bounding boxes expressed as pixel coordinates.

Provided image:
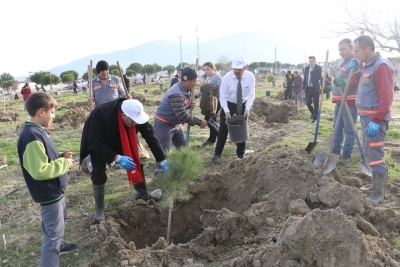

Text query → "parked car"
[280,67,297,75]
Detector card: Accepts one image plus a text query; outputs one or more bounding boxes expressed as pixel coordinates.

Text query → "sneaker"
[60,243,77,255]
[202,140,215,146]
[211,154,221,161]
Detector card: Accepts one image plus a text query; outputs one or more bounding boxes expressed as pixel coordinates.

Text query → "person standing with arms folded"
[211,55,255,160]
[195,62,222,146]
[331,38,359,164]
[351,35,394,206]
[302,56,322,123]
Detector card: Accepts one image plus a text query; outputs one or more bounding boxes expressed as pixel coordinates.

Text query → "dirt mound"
[81,147,400,266]
[251,98,300,123]
[131,92,160,106]
[52,106,90,128]
[274,90,295,101]
[0,112,20,122]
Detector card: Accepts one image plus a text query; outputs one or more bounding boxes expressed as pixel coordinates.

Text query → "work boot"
[367,172,388,206]
[338,155,351,165]
[93,184,105,224]
[134,179,161,201]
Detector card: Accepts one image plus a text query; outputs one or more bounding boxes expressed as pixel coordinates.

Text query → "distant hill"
[50,30,306,77]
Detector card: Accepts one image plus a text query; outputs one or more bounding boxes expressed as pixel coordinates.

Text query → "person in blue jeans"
[332,38,359,164]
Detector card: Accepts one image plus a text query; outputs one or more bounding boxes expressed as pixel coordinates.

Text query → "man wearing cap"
[80,98,168,224]
[212,55,255,160]
[88,60,130,107]
[154,67,207,153]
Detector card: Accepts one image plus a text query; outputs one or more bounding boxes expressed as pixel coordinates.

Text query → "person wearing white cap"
[80,98,168,224]
[211,55,256,160]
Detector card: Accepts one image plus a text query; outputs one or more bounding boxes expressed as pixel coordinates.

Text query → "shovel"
[185,58,199,147]
[329,67,372,176]
[305,50,330,153]
[315,67,355,174]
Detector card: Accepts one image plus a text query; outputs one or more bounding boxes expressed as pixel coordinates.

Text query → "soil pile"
[131,92,160,106]
[83,147,400,267]
[251,98,300,123]
[0,112,20,122]
[52,106,90,128]
[274,91,296,101]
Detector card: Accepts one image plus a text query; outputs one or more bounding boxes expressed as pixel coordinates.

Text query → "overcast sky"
[0,0,399,77]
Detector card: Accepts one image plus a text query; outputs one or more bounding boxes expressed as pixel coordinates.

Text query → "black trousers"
[204,101,221,143]
[305,90,320,120]
[90,151,145,188]
[284,86,293,100]
[214,101,246,157]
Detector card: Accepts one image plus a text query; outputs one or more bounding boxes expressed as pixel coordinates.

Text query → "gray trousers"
[40,197,66,267]
[153,118,185,153]
[360,116,388,174]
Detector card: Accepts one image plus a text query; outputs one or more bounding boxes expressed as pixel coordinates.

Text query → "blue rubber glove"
[160,160,170,172]
[365,121,380,137]
[115,155,136,170]
[348,58,359,72]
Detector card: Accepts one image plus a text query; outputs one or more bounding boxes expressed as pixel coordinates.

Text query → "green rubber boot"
[93,184,105,224]
[367,172,387,206]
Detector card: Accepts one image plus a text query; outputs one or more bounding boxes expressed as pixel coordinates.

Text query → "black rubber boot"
[93,184,105,224]
[134,178,161,201]
[367,172,387,206]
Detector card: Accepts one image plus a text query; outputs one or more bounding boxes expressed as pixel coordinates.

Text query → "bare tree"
[331,4,400,53]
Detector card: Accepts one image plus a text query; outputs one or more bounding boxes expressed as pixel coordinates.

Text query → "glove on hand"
[334,78,345,87]
[160,160,170,172]
[115,155,136,170]
[366,121,380,137]
[348,58,359,72]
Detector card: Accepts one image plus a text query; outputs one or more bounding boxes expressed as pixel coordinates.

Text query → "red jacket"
[21,87,32,100]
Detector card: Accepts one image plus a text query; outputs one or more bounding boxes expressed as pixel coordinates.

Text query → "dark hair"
[354,35,375,51]
[308,56,316,61]
[25,92,57,117]
[287,70,292,74]
[202,62,216,71]
[294,71,299,74]
[338,38,353,47]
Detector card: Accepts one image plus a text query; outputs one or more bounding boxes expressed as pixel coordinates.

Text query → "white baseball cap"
[231,55,246,69]
[121,100,149,124]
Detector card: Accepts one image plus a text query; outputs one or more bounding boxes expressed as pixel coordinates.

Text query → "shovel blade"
[305,142,318,153]
[359,161,372,177]
[85,156,93,173]
[314,152,340,174]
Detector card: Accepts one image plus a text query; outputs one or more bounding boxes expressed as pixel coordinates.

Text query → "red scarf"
[118,110,143,185]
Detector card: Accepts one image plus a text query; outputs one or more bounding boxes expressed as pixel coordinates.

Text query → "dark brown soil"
[79,148,400,267]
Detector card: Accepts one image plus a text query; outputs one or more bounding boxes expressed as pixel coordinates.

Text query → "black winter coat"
[80,98,165,165]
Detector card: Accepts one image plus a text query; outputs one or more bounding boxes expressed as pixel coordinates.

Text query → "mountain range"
[49,30,308,77]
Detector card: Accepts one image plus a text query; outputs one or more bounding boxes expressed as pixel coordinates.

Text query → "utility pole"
[196,28,200,74]
[274,46,277,73]
[178,35,183,69]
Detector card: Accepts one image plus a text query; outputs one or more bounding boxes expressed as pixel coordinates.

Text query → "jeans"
[332,104,358,158]
[294,92,302,105]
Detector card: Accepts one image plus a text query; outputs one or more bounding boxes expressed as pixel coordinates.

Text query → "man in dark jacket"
[80,98,168,224]
[302,56,322,123]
